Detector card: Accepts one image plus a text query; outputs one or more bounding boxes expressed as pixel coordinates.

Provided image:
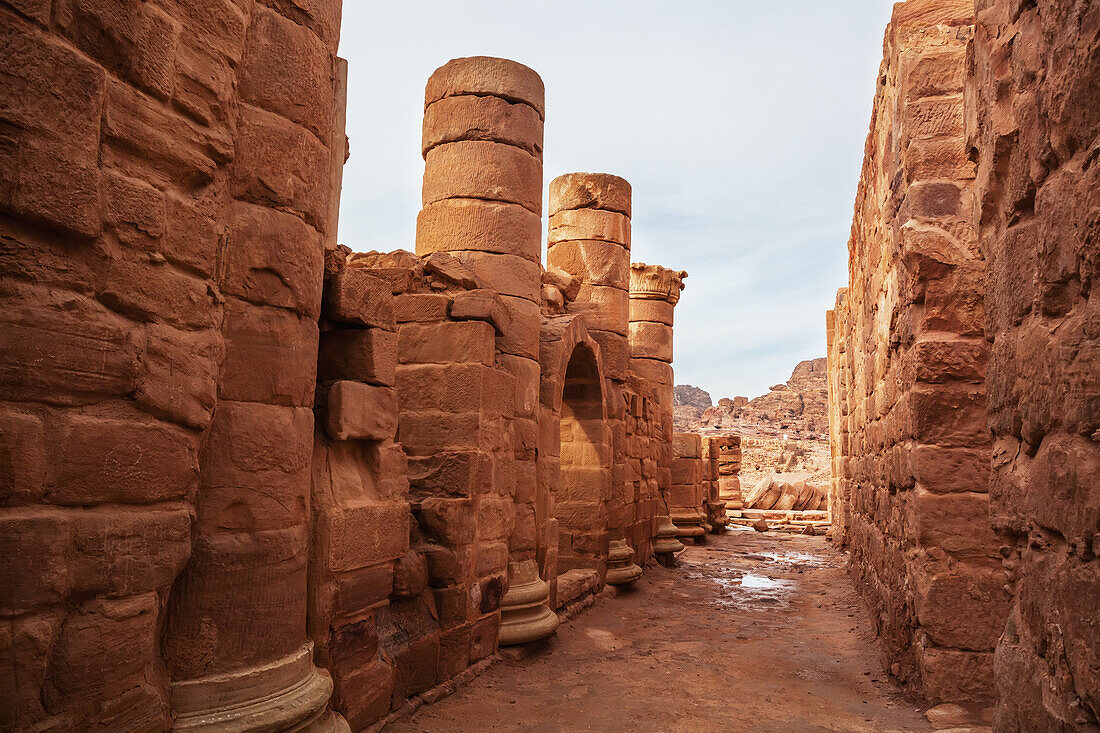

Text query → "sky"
[337,1,897,401]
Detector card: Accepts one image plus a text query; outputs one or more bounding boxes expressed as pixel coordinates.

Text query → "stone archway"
[555,343,611,600]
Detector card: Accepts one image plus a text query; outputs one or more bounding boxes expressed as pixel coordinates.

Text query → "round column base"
[498,559,559,646]
[171,642,342,733]
[605,539,643,586]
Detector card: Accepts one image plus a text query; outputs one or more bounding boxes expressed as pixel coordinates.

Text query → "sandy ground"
[387,530,937,733]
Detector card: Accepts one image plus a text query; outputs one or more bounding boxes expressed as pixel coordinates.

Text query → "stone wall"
[670,432,707,540]
[828,0,1009,703]
[0,0,344,728]
[971,0,1100,727]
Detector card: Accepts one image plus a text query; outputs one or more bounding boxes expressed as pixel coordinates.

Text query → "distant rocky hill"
[674,358,829,439]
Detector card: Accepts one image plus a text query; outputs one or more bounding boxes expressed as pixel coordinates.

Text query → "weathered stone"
[423,94,542,158]
[424,56,544,120]
[416,198,542,263]
[325,381,398,442]
[423,141,542,216]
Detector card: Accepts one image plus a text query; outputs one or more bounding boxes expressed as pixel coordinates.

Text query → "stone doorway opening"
[553,344,611,607]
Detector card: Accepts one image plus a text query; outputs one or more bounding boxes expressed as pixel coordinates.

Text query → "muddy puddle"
[682,543,837,611]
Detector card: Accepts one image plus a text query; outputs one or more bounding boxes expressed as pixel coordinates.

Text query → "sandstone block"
[325,267,395,329]
[421,545,474,588]
[448,251,541,303]
[423,252,480,290]
[901,49,966,102]
[399,411,485,456]
[238,5,334,139]
[630,320,673,362]
[394,293,451,323]
[332,563,392,618]
[0,510,70,615]
[417,497,476,546]
[232,104,329,232]
[324,503,410,572]
[100,253,217,330]
[911,337,988,384]
[44,594,158,707]
[909,384,988,446]
[0,13,104,236]
[333,660,392,731]
[71,506,191,598]
[407,450,494,500]
[548,209,631,248]
[630,357,674,385]
[500,354,539,418]
[590,330,628,381]
[910,489,999,556]
[423,94,542,158]
[53,415,198,506]
[103,77,228,188]
[391,634,439,700]
[224,200,324,318]
[903,95,965,142]
[396,363,499,414]
[549,172,631,218]
[477,496,515,541]
[914,560,1009,650]
[325,381,398,442]
[0,409,47,505]
[450,289,512,335]
[422,141,541,216]
[673,432,703,458]
[199,402,312,533]
[136,323,220,430]
[0,287,141,406]
[398,321,495,365]
[558,466,611,503]
[221,302,319,406]
[391,552,429,600]
[424,56,544,120]
[416,198,542,263]
[318,328,397,386]
[572,284,629,336]
[629,298,675,326]
[547,240,630,289]
[495,295,541,359]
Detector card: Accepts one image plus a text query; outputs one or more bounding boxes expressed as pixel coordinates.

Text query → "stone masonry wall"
[831,0,1009,703]
[972,0,1100,727]
[0,0,344,729]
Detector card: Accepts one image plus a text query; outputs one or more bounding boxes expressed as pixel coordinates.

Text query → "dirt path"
[387,530,933,733]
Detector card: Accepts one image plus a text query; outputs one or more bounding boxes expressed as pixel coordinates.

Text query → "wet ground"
[387,530,940,733]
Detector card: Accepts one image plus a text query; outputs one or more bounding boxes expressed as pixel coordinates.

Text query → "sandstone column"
[546,173,640,585]
[162,5,344,729]
[702,437,727,532]
[628,264,687,562]
[716,436,744,514]
[415,56,555,646]
[670,433,707,539]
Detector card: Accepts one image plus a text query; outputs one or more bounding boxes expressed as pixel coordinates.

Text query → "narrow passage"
[389,532,935,732]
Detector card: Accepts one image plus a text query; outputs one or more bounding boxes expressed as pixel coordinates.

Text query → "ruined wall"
[826,289,851,544]
[0,0,345,728]
[670,433,706,539]
[971,0,1100,727]
[830,0,1008,703]
[546,173,650,586]
[701,437,727,533]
